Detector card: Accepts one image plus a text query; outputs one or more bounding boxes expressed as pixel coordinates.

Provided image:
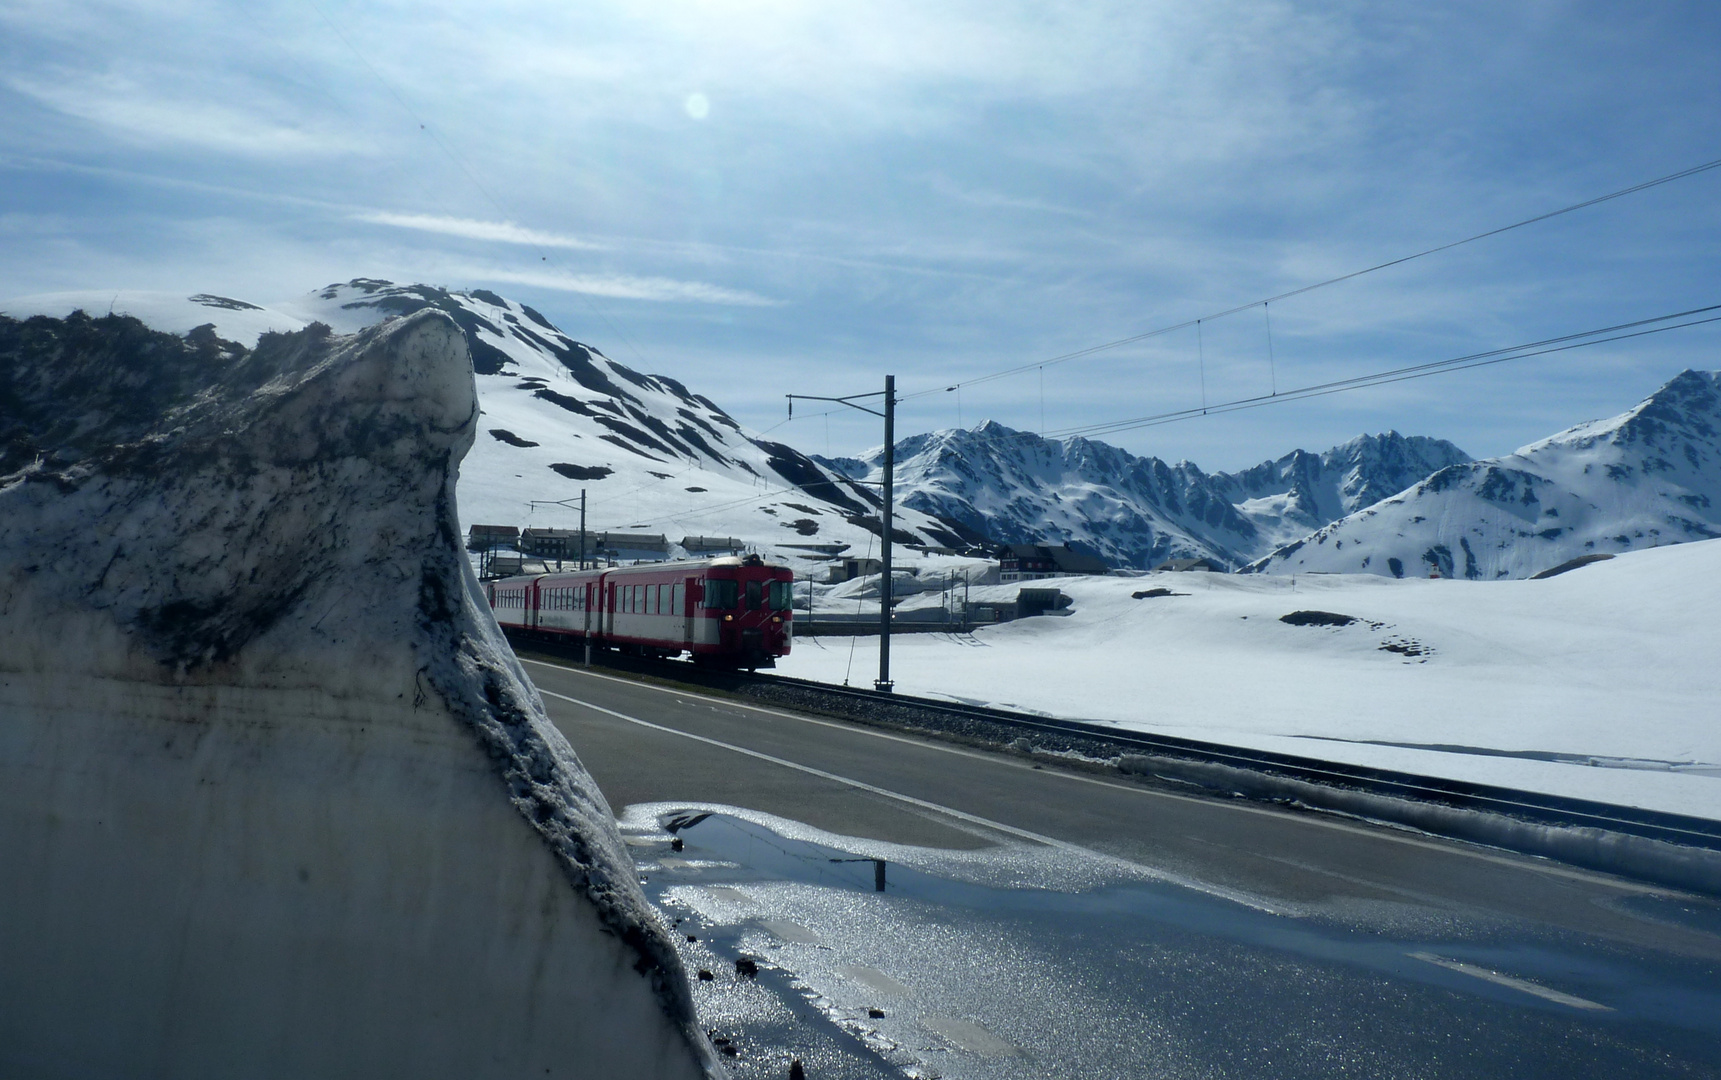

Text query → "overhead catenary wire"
[1196,320,1206,413]
[902,155,1721,404]
[1264,302,1277,396]
[827,301,1721,471]
[1040,302,1721,442]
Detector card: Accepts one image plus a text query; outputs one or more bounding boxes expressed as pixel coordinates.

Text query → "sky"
[3,1,1720,471]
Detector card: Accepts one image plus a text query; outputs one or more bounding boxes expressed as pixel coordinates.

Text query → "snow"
[781,539,1721,820]
[0,308,715,1076]
[1,287,311,340]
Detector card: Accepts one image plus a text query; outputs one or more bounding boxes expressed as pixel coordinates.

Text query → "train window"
[701,579,737,610]
[672,583,684,614]
[649,584,660,614]
[745,580,762,611]
[769,580,793,611]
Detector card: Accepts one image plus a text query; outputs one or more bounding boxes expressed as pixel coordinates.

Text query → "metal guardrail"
[734,668,1721,852]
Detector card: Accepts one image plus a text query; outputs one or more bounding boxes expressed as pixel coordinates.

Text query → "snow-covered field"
[781,539,1721,819]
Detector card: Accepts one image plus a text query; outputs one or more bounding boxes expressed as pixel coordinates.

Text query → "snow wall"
[0,310,715,1078]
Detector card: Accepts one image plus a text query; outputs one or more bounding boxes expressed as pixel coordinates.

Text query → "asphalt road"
[521,652,1721,1078]
[524,653,1720,957]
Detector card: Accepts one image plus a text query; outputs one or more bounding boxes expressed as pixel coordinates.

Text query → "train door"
[682,577,696,645]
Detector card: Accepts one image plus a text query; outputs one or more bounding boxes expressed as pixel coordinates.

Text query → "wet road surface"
[522,655,1721,1078]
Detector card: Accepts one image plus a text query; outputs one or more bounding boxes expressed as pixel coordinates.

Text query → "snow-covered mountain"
[816,424,1468,570]
[1245,369,1721,579]
[1,281,965,564]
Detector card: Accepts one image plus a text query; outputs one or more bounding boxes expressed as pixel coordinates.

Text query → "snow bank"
[782,542,1721,820]
[0,310,714,1077]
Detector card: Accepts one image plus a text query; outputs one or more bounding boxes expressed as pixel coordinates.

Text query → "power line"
[1019,302,1721,444]
[905,155,1721,403]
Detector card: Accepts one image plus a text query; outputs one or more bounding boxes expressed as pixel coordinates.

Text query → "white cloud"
[473,267,779,307]
[5,71,361,158]
[352,211,606,251]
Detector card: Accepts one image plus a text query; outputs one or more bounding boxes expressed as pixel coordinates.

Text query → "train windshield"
[768,580,793,611]
[701,579,739,610]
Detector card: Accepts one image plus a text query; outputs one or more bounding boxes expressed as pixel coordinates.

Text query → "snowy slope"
[818,423,1467,569]
[783,539,1721,819]
[1246,369,1721,579]
[0,309,714,1076]
[1,282,963,567]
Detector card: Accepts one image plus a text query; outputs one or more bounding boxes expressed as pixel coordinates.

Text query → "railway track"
[509,631,1721,893]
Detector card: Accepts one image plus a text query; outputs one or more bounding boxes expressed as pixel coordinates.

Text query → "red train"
[485,553,795,668]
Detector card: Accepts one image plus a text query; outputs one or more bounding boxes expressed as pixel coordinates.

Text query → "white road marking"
[1409,952,1613,1011]
[535,685,1288,913]
[538,686,1078,851]
[522,657,1682,898]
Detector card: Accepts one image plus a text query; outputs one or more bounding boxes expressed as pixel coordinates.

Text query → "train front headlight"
[723,614,733,621]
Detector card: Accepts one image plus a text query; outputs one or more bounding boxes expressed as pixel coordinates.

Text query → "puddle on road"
[632,808,1721,1080]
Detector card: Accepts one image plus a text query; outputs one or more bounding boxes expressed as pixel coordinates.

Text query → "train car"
[484,554,794,668]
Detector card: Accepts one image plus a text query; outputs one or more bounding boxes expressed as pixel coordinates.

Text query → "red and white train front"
[485,554,794,668]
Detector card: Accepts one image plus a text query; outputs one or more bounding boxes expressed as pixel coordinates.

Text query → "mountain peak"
[827,417,1468,569]
[1248,368,1721,579]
